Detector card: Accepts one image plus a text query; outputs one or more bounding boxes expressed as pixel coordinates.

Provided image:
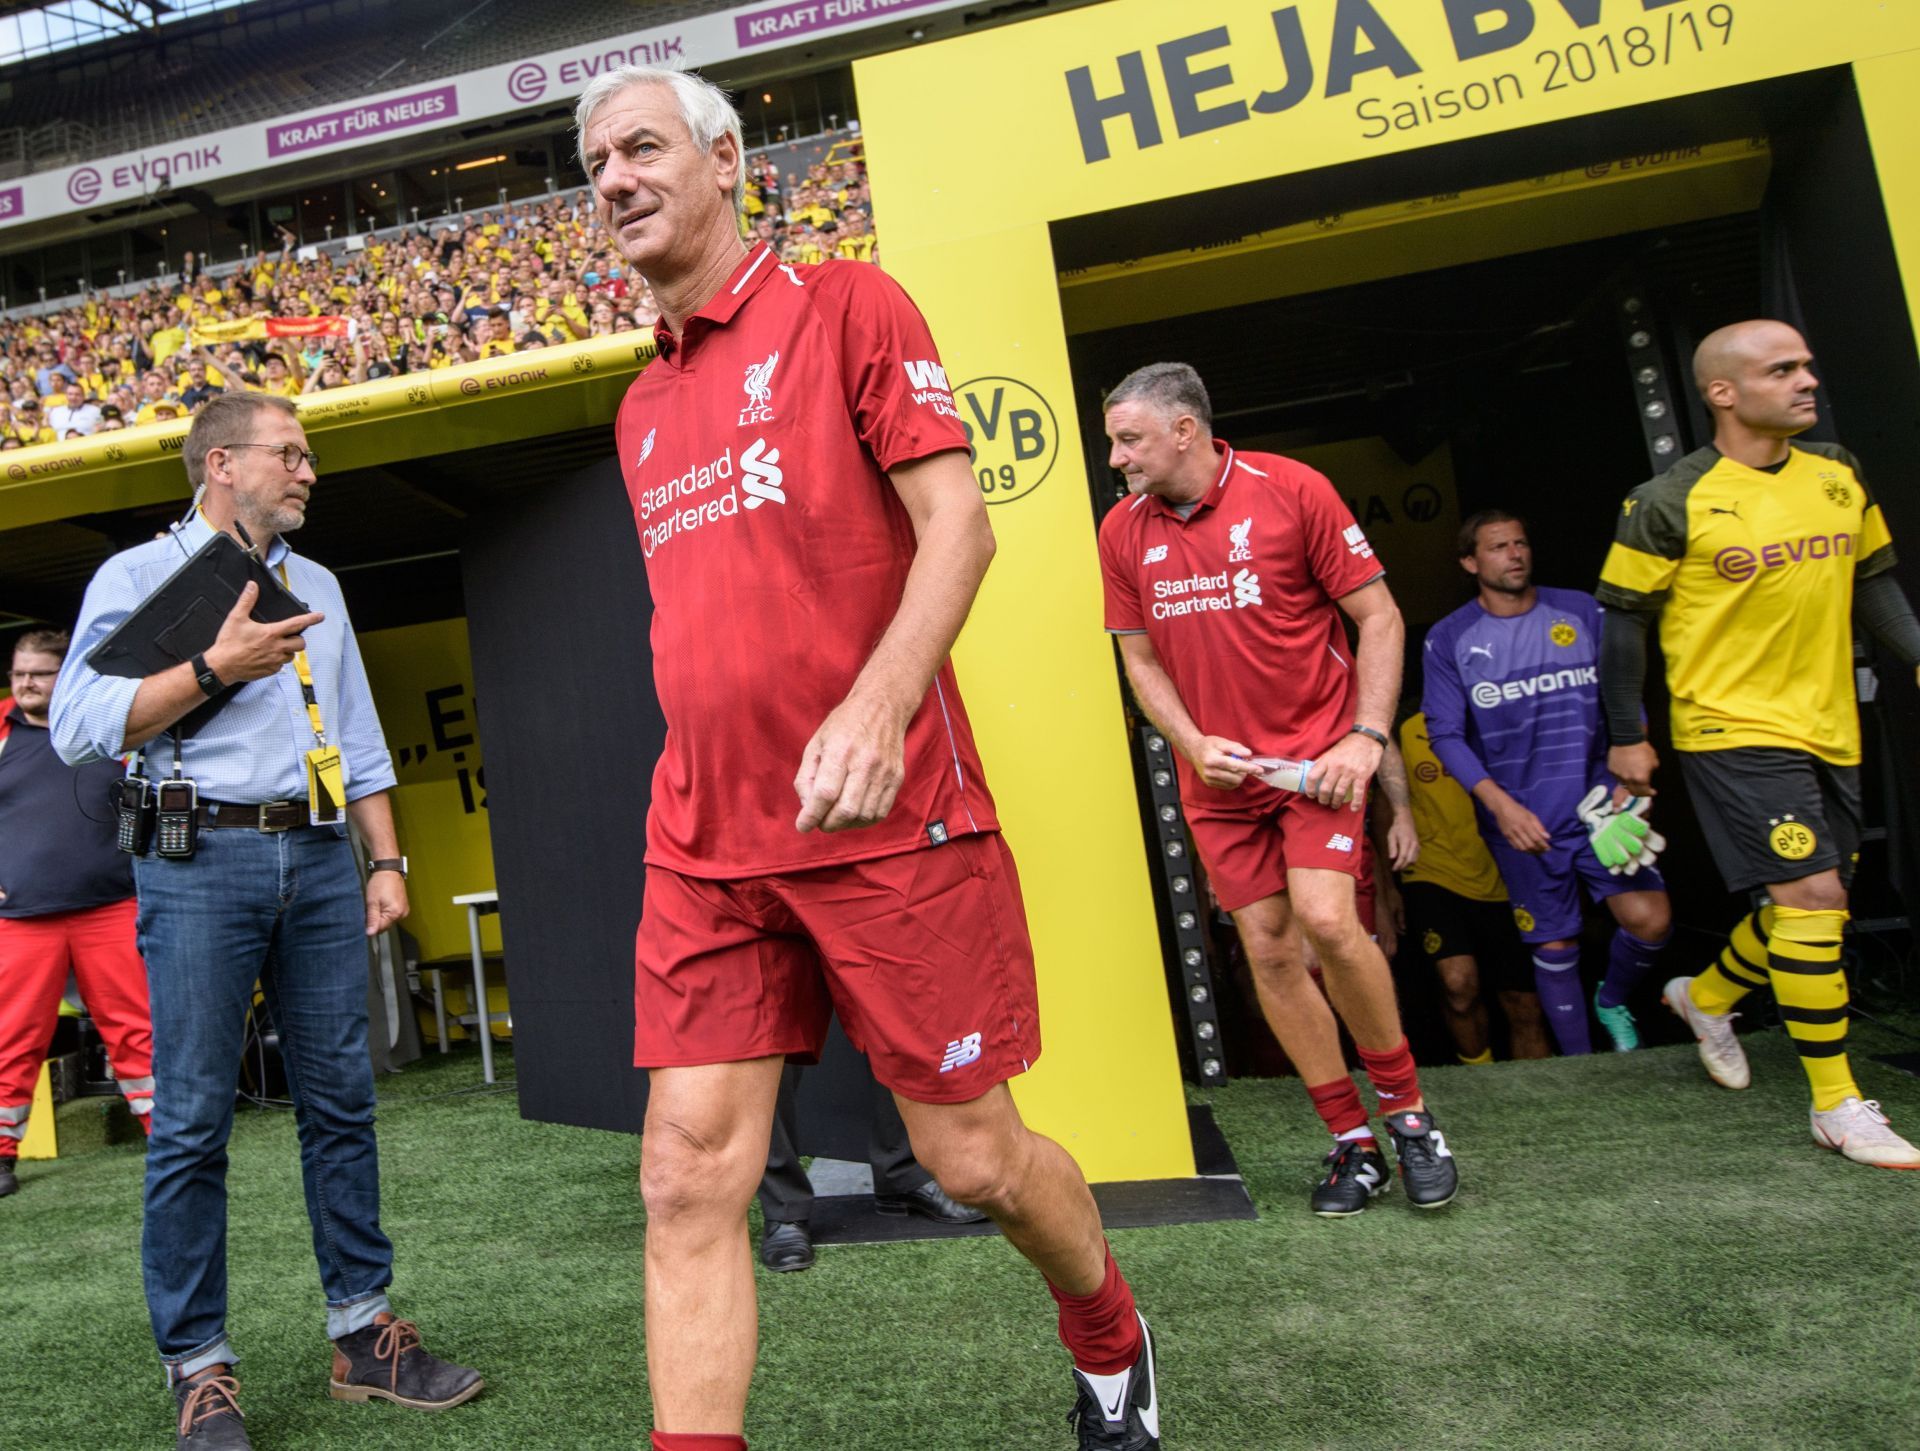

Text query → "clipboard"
[86,530,311,735]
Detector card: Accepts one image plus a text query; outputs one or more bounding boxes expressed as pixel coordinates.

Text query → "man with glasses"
[53,394,483,1449]
[0,628,153,1199]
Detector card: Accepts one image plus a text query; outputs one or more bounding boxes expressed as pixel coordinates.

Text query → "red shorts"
[633,832,1041,1104]
[1186,786,1369,913]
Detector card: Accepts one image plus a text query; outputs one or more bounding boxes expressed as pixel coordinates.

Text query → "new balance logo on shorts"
[939,1032,983,1073]
[1326,833,1354,853]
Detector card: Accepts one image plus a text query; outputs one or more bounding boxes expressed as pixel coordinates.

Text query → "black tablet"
[87,529,311,683]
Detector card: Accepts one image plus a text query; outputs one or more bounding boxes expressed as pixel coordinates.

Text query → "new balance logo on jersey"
[741,438,785,509]
[1142,544,1169,565]
[939,1032,983,1073]
[1327,833,1354,853]
[1228,516,1253,562]
[637,426,656,467]
[1232,568,1262,608]
[1343,523,1375,559]
[739,351,779,426]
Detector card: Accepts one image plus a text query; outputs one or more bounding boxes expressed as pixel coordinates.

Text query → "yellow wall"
[856,0,1920,1182]
[1856,49,1920,346]
[357,618,500,965]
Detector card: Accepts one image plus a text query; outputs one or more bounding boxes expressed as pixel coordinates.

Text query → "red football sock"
[1047,1243,1143,1375]
[651,1434,747,1449]
[1306,1077,1372,1140]
[1356,1037,1421,1113]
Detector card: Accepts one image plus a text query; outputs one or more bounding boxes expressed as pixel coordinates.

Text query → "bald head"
[1692,319,1820,441]
[1693,320,1807,396]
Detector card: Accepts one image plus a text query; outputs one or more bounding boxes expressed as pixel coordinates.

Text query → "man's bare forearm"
[1375,736,1411,812]
[123,662,211,752]
[346,790,399,857]
[1119,643,1205,759]
[1352,608,1405,736]
[847,498,995,726]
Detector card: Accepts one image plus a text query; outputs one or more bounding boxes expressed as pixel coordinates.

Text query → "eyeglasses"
[226,442,319,472]
[9,669,57,682]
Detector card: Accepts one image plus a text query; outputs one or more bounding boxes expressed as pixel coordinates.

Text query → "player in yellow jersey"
[1398,712,1548,1063]
[1598,319,1920,1169]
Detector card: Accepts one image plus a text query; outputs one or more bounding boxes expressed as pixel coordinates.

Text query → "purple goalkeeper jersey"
[1421,586,1611,837]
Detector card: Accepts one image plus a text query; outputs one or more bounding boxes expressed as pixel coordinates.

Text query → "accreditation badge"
[305,745,347,825]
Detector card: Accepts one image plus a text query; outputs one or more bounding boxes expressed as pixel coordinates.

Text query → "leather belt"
[197,800,317,831]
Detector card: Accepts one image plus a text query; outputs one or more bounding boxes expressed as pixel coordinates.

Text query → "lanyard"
[277,561,329,750]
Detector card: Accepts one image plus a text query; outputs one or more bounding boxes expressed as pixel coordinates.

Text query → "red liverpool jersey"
[1096,442,1385,809]
[615,245,997,876]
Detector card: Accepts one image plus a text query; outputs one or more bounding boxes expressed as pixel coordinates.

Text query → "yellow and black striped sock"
[1457,1048,1494,1066]
[1767,906,1859,1112]
[1689,905,1775,1016]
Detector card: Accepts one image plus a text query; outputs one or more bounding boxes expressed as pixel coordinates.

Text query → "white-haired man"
[578,66,1160,1451]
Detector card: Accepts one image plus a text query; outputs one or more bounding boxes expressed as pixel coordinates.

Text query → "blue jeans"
[134,824,392,1382]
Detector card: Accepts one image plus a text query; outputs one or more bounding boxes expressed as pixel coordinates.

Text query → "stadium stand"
[0,0,738,173]
[0,128,872,444]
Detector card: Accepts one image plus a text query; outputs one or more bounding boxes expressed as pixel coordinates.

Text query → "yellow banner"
[860,0,1920,255]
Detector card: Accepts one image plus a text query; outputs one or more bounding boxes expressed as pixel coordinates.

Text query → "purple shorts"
[1485,828,1666,943]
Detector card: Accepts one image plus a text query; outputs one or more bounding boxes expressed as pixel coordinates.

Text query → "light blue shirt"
[51,510,397,806]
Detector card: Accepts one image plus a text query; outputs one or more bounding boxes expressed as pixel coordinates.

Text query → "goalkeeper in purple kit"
[1421,511,1672,1053]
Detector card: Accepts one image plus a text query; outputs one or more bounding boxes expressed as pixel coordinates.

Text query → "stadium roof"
[0,0,248,67]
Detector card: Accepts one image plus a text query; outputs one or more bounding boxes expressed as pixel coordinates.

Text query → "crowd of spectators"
[0,141,875,449]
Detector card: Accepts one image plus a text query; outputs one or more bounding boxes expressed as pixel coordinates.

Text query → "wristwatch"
[190,652,224,698]
[368,857,408,879]
[1350,724,1390,747]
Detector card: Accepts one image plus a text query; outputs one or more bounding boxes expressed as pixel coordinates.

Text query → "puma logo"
[1708,503,1742,519]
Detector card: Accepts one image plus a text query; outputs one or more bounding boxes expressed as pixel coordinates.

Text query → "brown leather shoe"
[328,1313,483,1411]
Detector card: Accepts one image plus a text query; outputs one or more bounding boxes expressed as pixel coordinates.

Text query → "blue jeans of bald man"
[134,823,393,1383]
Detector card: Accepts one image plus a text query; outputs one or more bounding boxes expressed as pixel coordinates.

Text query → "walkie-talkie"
[114,776,156,855]
[154,779,199,859]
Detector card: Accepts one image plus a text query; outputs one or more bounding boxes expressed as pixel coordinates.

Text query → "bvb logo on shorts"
[1422,929,1443,957]
[1550,621,1577,647]
[1513,906,1536,932]
[1769,815,1817,861]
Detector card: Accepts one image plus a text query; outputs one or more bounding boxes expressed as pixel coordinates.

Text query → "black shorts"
[1400,881,1532,994]
[1678,746,1862,893]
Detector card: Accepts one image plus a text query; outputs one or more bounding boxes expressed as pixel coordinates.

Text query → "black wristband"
[1350,724,1389,747]
[190,652,224,698]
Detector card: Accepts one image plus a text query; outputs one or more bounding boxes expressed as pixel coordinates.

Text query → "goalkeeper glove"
[1578,785,1667,875]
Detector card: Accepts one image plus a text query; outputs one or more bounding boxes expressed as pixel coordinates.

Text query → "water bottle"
[1246,756,1314,793]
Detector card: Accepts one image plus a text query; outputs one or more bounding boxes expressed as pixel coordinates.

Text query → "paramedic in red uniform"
[577,66,1160,1451]
[1097,362,1462,1220]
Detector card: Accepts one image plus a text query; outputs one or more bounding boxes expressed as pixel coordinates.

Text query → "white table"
[449,890,507,1083]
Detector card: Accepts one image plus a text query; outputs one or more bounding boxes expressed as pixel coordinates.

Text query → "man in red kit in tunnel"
[577,65,1160,1451]
[0,628,152,1198]
[1096,362,1462,1221]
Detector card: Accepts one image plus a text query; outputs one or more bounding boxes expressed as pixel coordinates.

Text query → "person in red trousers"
[0,627,153,1196]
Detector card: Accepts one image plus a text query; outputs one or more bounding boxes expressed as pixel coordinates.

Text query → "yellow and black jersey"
[1596,441,1895,764]
[1399,714,1505,903]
